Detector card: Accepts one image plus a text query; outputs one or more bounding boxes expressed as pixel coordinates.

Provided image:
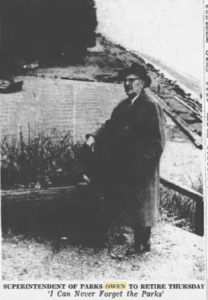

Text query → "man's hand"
[85,136,95,152]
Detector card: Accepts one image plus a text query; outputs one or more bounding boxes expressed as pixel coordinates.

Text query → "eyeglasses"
[124,78,142,84]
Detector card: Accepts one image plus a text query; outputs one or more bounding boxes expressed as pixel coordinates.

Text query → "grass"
[160,174,203,233]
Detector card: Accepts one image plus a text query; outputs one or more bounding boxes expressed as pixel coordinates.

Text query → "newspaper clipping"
[0,0,207,299]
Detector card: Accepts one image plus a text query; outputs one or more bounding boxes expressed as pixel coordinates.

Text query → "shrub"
[1,129,85,189]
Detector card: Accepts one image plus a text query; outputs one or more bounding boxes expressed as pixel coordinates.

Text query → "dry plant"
[1,128,84,190]
[160,173,203,233]
[1,128,203,234]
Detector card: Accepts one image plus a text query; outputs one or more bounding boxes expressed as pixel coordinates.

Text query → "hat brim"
[118,68,151,88]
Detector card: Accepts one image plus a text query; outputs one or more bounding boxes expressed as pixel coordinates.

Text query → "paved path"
[0,77,125,141]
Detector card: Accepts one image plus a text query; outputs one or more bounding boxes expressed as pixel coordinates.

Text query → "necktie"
[126,99,132,108]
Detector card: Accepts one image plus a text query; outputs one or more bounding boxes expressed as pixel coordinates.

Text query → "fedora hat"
[119,63,151,88]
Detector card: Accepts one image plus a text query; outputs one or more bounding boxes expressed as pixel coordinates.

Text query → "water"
[95,0,203,94]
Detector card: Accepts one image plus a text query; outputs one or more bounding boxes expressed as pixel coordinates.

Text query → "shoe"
[142,242,151,252]
[134,226,151,253]
[134,243,142,253]
[134,242,151,253]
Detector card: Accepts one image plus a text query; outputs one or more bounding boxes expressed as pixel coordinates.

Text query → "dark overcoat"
[89,88,166,227]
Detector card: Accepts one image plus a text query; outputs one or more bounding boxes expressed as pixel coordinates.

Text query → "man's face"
[124,73,145,98]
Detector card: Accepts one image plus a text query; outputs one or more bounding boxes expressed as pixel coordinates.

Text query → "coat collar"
[130,89,146,107]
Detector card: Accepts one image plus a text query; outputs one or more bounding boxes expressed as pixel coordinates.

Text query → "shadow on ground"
[2,185,110,249]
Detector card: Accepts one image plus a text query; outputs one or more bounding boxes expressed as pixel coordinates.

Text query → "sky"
[95,0,203,82]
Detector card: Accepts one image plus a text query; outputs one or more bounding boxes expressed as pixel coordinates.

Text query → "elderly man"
[85,63,166,252]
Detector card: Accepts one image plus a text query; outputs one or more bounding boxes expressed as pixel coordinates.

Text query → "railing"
[160,176,203,236]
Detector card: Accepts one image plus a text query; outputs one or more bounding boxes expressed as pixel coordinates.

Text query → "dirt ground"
[2,222,205,281]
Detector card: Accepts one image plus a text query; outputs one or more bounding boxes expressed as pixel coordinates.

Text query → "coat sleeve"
[85,119,111,142]
[138,100,166,166]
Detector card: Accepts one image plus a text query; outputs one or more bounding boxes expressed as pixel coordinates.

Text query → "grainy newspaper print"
[0,0,207,299]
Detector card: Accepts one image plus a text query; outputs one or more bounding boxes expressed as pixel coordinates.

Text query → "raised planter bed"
[1,178,203,236]
[1,184,105,238]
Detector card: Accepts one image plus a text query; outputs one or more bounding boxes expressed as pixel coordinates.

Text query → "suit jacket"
[90,88,166,227]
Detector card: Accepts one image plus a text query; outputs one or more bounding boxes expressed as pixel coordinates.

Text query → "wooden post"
[195,200,204,236]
